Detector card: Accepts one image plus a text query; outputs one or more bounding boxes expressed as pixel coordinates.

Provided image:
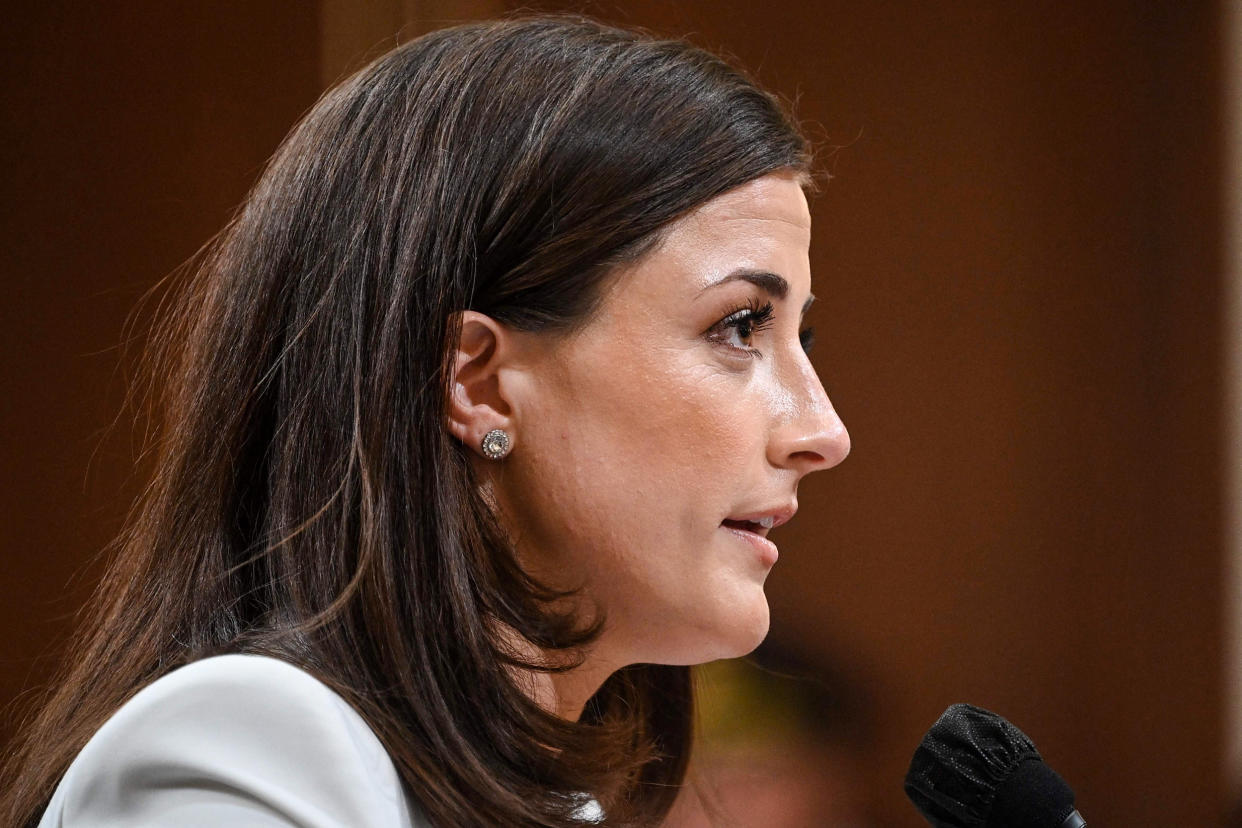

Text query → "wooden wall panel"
[319,0,504,84]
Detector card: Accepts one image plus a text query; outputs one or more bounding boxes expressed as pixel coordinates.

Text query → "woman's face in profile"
[498,172,849,667]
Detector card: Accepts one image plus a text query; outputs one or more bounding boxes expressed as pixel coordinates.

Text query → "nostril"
[790,424,849,471]
[767,411,850,472]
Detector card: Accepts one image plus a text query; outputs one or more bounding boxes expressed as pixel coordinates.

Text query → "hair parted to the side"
[3,16,812,827]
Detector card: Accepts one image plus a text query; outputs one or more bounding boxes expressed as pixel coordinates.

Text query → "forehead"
[681,172,811,234]
[615,172,813,301]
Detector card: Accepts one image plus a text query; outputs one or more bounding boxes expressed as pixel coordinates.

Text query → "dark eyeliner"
[707,299,775,354]
[726,300,775,333]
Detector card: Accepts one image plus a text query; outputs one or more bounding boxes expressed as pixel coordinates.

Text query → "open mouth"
[721,517,772,537]
[720,515,781,566]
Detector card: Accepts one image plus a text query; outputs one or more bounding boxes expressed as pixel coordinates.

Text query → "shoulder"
[43,654,425,827]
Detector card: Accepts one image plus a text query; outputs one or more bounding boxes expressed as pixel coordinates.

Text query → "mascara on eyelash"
[705,299,821,359]
[718,300,775,332]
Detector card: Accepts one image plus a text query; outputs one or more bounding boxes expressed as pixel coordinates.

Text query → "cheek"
[527,353,760,546]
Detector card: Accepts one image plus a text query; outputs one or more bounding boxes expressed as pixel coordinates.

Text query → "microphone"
[903,703,1086,828]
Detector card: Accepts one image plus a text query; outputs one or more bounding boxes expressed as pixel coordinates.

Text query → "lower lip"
[722,525,779,567]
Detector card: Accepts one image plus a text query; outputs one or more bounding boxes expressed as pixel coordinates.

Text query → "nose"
[767,355,850,475]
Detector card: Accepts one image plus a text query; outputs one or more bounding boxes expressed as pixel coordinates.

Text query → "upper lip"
[722,504,797,536]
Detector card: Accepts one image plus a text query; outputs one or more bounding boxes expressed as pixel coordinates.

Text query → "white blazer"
[38,654,427,827]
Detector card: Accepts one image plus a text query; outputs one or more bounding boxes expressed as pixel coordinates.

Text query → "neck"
[499,627,625,720]
[544,655,625,720]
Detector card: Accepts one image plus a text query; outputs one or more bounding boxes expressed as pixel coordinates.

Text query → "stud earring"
[481,428,512,460]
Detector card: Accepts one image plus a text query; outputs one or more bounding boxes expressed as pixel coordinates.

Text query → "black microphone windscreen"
[904,703,1078,828]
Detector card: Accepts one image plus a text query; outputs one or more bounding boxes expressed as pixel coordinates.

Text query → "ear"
[446,311,522,458]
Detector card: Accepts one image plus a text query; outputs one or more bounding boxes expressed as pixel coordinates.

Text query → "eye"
[707,300,776,355]
[799,326,815,355]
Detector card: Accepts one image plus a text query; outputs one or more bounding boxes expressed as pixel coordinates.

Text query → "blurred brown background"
[1,1,1229,825]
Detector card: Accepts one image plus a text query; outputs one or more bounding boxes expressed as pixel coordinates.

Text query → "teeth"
[756,516,775,529]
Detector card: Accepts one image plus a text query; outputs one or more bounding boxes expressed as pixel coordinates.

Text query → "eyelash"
[707,299,816,357]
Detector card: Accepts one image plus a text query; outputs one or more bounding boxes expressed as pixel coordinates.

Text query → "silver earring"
[481,428,511,460]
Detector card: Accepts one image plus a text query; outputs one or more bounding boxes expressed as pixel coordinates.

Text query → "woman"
[4,15,848,827]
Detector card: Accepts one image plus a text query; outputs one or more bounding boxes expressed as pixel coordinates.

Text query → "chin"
[723,601,771,658]
[680,597,771,665]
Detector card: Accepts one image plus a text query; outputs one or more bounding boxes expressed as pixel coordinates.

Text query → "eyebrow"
[699,268,816,314]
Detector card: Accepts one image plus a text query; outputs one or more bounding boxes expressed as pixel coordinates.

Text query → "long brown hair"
[3,16,811,827]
